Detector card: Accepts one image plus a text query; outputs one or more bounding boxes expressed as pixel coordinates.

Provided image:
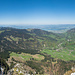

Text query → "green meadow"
[10,52,44,61]
[41,49,75,61]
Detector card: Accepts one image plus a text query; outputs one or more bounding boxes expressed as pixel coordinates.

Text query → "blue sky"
[0,0,75,25]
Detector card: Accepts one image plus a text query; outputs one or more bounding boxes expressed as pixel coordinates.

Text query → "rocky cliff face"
[7,63,36,75]
[64,66,75,75]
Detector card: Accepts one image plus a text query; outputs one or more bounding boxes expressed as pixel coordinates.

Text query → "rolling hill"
[0,27,75,75]
[0,27,60,58]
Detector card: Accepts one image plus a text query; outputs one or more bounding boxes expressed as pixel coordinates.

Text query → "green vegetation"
[0,27,75,75]
[23,39,26,41]
[31,54,44,61]
[10,35,21,41]
[10,52,32,61]
[4,37,13,41]
[37,39,44,42]
[41,49,75,61]
[10,52,44,61]
[10,52,20,57]
[28,38,34,40]
[0,30,5,33]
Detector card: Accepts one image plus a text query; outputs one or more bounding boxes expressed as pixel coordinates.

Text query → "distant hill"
[65,28,75,40]
[1,24,75,33]
[0,27,60,58]
[30,29,54,36]
[67,28,75,32]
[0,27,75,59]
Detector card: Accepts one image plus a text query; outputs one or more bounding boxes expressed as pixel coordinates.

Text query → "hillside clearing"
[10,52,44,61]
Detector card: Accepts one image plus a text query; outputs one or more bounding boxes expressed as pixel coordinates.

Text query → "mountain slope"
[66,28,75,40]
[0,27,61,58]
[0,27,75,75]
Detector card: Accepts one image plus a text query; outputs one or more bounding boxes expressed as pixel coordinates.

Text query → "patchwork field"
[41,49,75,61]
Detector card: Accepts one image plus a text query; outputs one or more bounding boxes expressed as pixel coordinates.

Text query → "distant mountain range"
[0,24,75,33]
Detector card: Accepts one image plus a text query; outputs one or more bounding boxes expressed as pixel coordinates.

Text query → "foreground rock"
[7,63,36,75]
[64,66,75,75]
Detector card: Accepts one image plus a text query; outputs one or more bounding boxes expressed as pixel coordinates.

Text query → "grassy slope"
[41,49,75,61]
[10,52,44,61]
[0,28,75,61]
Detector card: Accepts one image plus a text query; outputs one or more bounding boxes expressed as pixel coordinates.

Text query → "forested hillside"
[0,27,75,75]
[0,27,61,58]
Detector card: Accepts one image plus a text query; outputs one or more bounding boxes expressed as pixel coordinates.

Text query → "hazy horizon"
[0,24,75,26]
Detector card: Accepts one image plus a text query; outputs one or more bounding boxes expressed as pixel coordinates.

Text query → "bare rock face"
[64,66,75,75]
[7,63,36,75]
[0,66,5,75]
[71,66,75,72]
[71,72,75,75]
